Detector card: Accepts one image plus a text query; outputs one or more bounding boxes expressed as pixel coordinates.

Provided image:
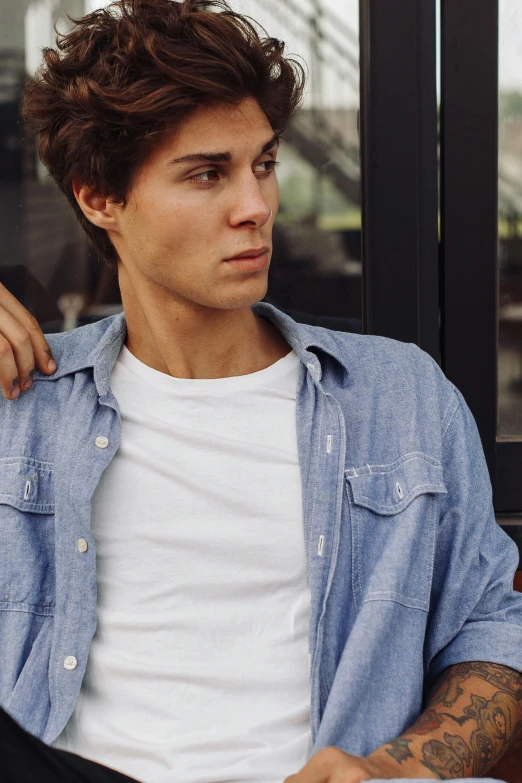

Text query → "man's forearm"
[368,661,522,779]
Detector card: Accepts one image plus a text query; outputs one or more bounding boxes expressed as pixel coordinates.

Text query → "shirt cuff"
[428,620,522,684]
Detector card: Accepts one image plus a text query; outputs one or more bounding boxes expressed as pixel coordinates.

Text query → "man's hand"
[0,281,56,400]
[285,662,522,781]
[282,746,412,783]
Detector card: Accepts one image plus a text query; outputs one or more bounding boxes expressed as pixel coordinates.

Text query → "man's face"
[108,97,279,311]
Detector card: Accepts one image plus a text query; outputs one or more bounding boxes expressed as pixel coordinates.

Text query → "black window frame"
[439,0,522,529]
[359,0,439,360]
[359,0,522,556]
[439,0,499,494]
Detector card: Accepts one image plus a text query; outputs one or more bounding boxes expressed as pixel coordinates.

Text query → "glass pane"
[498,0,522,436]
[231,0,361,331]
[0,0,361,334]
[0,0,121,334]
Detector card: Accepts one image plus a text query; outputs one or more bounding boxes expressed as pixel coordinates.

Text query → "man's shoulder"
[0,312,125,421]
[303,322,460,428]
[306,321,446,381]
[43,312,126,376]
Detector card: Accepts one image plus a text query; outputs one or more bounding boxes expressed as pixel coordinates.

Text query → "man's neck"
[120,285,290,381]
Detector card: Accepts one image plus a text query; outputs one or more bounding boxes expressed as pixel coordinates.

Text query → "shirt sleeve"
[424,384,522,687]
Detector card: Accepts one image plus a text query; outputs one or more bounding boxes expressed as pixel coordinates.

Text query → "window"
[0,0,362,334]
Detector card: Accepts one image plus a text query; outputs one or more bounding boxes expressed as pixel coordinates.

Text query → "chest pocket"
[0,458,55,613]
[345,452,447,611]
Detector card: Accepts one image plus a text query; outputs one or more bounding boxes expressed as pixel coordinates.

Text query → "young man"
[0,1,521,782]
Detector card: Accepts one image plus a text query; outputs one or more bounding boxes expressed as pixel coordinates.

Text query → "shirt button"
[76,538,88,553]
[64,656,78,671]
[95,436,109,449]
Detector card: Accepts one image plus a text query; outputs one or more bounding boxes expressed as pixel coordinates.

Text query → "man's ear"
[72,178,121,231]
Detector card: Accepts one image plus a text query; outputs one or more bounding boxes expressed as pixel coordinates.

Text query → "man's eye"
[188,160,280,183]
[259,160,280,174]
[189,170,220,182]
[251,160,280,176]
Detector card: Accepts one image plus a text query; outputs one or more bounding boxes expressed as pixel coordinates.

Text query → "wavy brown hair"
[21,0,306,268]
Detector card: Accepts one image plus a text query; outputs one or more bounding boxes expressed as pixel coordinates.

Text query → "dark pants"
[0,706,139,783]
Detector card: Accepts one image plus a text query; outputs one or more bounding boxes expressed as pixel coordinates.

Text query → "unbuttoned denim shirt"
[1,302,522,757]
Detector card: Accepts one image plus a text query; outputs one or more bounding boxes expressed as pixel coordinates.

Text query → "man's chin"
[208,279,269,311]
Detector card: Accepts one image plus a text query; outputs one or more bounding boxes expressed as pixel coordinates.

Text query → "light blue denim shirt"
[1,302,522,762]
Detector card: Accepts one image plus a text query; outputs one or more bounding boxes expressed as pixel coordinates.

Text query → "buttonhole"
[23,480,31,500]
[396,482,404,499]
[317,535,325,556]
[326,435,332,454]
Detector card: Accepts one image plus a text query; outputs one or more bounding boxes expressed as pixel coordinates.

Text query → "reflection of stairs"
[499,119,522,216]
[250,0,361,204]
[284,108,360,204]
[280,222,361,274]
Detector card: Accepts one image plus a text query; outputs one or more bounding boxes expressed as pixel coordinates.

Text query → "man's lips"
[224,246,270,261]
[223,250,270,271]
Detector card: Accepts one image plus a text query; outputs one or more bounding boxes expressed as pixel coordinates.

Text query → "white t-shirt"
[54,344,312,783]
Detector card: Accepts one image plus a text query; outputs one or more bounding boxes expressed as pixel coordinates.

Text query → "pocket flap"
[0,458,54,513]
[345,452,447,515]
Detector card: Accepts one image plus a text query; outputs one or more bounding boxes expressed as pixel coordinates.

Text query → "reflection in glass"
[498,0,522,436]
[0,0,361,333]
[233,0,361,330]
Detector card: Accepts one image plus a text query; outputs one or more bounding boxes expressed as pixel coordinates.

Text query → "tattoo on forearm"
[431,661,522,708]
[381,663,522,779]
[464,691,522,776]
[407,708,445,734]
[441,712,471,727]
[385,738,414,764]
[422,734,472,779]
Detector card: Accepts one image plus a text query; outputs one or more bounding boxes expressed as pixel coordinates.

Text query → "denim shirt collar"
[40,302,351,397]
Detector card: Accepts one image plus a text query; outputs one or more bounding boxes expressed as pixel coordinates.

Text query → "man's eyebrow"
[167,133,280,166]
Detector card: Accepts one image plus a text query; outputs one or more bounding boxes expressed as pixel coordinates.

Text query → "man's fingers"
[0,335,22,400]
[0,281,56,376]
[282,748,377,783]
[0,307,45,399]
[283,747,340,783]
[24,313,57,375]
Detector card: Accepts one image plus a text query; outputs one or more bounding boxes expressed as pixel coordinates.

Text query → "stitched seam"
[369,456,441,473]
[424,497,437,605]
[319,621,330,705]
[53,439,84,717]
[308,396,324,573]
[0,498,54,513]
[366,458,442,476]
[0,459,53,470]
[318,395,346,703]
[0,602,54,616]
[0,459,54,508]
[357,504,363,607]
[442,396,460,439]
[353,482,446,512]
[356,501,363,610]
[352,494,437,611]
[441,386,459,431]
[347,483,359,612]
[344,452,442,476]
[362,594,429,612]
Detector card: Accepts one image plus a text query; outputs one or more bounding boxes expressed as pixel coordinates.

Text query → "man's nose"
[228,174,272,226]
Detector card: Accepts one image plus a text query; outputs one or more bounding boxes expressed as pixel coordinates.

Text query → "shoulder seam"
[441,385,460,439]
